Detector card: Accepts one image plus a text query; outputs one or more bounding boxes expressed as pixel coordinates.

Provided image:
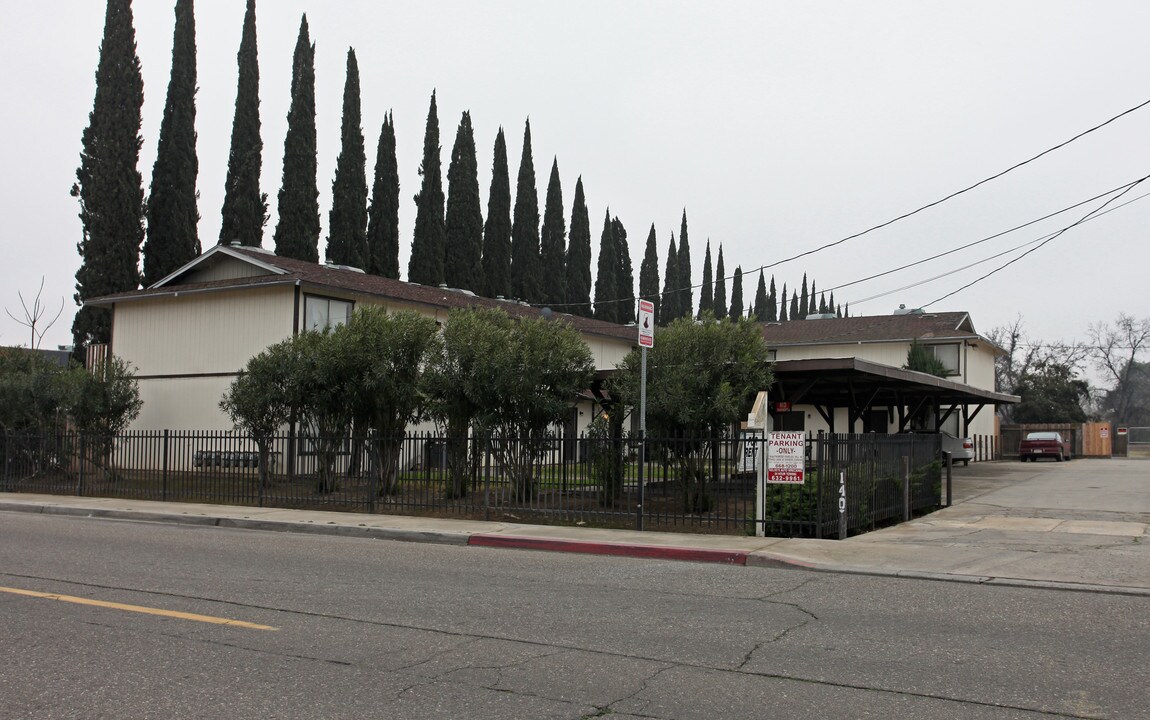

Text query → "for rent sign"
[767,431,805,484]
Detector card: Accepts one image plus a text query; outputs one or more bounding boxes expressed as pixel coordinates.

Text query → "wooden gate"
[1081,422,1112,458]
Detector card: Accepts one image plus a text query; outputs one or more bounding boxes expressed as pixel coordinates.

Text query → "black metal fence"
[1,429,944,538]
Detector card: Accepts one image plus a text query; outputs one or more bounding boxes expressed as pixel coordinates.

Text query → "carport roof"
[771,357,1017,433]
[773,357,1019,407]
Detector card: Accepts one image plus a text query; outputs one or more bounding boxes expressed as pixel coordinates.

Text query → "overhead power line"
[919,173,1150,308]
[824,179,1148,296]
[545,95,1150,310]
[840,181,1150,307]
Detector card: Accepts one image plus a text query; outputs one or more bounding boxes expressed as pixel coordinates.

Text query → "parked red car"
[1019,431,1072,462]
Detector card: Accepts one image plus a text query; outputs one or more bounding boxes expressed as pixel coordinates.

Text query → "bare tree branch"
[5,277,64,349]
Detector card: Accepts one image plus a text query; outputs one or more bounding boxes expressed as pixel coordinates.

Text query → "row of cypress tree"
[70,0,844,359]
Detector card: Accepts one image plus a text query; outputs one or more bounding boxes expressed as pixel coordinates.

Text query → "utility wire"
[542,96,1150,308]
[822,179,1147,295]
[919,173,1150,308]
[840,183,1150,306]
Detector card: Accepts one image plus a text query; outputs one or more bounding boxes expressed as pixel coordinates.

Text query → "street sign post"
[637,299,654,529]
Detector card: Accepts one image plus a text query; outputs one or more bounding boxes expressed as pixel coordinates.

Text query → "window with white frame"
[304,295,353,331]
[927,343,960,376]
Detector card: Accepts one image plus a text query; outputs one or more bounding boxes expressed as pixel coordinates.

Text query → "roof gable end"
[151,244,286,288]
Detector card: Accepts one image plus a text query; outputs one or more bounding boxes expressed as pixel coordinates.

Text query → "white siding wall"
[134,376,237,431]
[775,342,910,368]
[114,286,296,376]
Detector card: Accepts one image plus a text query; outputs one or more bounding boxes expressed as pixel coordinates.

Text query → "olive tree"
[424,307,509,498]
[332,307,440,496]
[612,313,771,513]
[70,356,143,477]
[220,346,292,488]
[448,310,593,502]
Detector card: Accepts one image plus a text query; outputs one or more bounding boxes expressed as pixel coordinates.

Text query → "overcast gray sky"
[3,1,1148,357]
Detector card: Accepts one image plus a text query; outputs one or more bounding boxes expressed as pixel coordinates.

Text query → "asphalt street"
[2,509,1146,719]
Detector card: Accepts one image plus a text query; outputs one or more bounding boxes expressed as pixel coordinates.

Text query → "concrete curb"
[468,534,750,565]
[5,498,1148,596]
[0,501,471,545]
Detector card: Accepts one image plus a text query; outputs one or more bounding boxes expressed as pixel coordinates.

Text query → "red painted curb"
[468,534,749,565]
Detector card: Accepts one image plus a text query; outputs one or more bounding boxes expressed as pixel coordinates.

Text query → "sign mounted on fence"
[767,431,805,484]
[738,429,763,473]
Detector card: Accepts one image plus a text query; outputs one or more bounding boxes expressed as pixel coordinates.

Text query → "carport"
[769,357,1019,435]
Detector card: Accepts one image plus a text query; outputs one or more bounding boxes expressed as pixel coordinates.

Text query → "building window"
[304,296,353,331]
[766,349,778,362]
[928,343,960,375]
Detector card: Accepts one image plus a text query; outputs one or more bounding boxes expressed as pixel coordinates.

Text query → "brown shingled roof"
[87,245,638,343]
[760,312,977,346]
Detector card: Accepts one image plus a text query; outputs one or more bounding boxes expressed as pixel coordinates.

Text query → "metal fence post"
[483,436,491,522]
[944,451,953,507]
[838,469,848,540]
[161,429,170,502]
[901,455,910,522]
[815,430,824,539]
[77,434,85,497]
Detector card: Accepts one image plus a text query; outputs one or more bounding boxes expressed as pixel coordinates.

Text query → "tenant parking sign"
[767,431,805,484]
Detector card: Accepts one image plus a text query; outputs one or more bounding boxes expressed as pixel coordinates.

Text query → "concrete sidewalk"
[3,459,1147,596]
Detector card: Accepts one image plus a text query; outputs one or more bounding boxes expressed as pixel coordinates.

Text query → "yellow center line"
[0,585,278,631]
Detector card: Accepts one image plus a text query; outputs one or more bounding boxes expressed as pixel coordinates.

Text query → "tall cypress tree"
[272,14,319,263]
[789,290,800,321]
[612,217,634,324]
[366,112,400,278]
[638,224,660,324]
[593,209,617,322]
[408,91,445,284]
[72,0,145,356]
[509,119,541,302]
[729,266,744,320]
[677,210,692,320]
[563,176,592,316]
[713,245,727,320]
[661,236,679,325]
[443,111,483,291]
[819,292,828,315]
[828,291,837,317]
[754,270,768,321]
[768,276,778,321]
[481,128,512,298]
[325,48,367,268]
[219,0,266,246]
[799,273,809,320]
[538,157,566,305]
[698,240,713,318]
[142,0,199,286]
[779,283,788,322]
[809,280,819,316]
